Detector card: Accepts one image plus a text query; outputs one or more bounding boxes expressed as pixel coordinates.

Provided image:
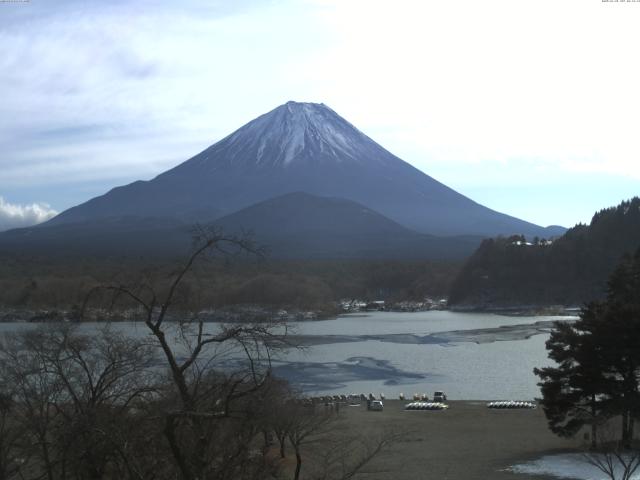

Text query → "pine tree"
[597,249,640,446]
[534,304,610,447]
[535,248,640,447]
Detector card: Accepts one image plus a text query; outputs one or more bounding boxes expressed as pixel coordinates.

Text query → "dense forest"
[449,197,640,308]
[0,253,460,318]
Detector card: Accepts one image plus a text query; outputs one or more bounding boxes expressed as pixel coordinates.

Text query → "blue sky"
[0,0,638,231]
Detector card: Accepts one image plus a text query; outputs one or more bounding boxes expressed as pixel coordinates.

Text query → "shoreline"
[449,304,581,317]
[0,303,583,324]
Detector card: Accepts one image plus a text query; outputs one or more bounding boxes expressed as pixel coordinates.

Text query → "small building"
[365,300,385,311]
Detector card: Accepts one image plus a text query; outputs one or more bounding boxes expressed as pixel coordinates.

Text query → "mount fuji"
[1,102,564,259]
[47,101,562,238]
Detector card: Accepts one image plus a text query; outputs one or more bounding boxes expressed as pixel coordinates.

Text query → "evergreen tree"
[596,249,640,446]
[535,248,640,447]
[534,304,610,447]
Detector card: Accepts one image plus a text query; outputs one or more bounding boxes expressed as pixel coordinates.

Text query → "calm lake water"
[0,311,575,400]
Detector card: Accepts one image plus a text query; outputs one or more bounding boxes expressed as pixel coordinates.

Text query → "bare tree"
[286,402,336,480]
[0,390,26,480]
[583,448,640,480]
[0,227,393,480]
[84,227,290,480]
[310,429,400,480]
[273,399,399,480]
[1,327,67,480]
[0,323,158,480]
[582,423,640,480]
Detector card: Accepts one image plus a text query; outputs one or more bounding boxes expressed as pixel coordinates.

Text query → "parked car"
[368,400,384,411]
[433,391,447,402]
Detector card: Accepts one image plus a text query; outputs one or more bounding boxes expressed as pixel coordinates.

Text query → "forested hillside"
[0,255,460,317]
[449,198,640,308]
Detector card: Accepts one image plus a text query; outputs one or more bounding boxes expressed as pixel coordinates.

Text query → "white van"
[433,391,447,402]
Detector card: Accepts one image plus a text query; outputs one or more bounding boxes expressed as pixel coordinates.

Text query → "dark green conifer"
[535,248,640,447]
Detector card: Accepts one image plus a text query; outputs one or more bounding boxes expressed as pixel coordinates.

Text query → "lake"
[269,311,574,400]
[0,311,575,400]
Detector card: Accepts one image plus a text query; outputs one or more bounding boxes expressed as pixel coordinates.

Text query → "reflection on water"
[0,311,575,400]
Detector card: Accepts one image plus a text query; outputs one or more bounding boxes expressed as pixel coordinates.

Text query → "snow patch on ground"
[509,453,640,480]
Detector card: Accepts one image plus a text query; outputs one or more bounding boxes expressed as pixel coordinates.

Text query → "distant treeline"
[449,197,640,308]
[0,255,460,315]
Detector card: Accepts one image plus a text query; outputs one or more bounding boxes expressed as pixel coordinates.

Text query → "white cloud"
[0,197,58,232]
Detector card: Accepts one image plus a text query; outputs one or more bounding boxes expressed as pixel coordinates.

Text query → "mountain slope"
[0,216,192,258]
[448,197,640,308]
[213,192,482,259]
[47,101,559,238]
[0,193,482,260]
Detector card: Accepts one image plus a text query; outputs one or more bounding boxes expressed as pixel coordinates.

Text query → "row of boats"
[404,400,537,411]
[404,402,449,410]
[486,401,537,409]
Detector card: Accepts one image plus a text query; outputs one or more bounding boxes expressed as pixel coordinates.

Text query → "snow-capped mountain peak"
[185,101,390,171]
[46,101,558,239]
